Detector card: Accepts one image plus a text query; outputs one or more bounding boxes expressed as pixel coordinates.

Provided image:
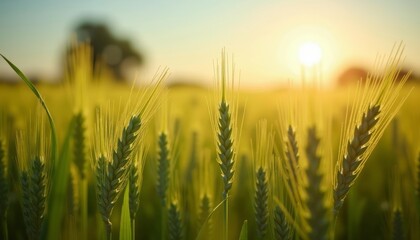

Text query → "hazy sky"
[1,0,420,87]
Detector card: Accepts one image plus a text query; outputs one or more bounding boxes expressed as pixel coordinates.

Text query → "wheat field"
[0,45,419,240]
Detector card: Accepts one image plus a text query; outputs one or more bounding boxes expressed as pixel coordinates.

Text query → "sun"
[299,42,322,67]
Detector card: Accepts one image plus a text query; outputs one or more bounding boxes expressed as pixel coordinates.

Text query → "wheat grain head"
[334,44,410,216]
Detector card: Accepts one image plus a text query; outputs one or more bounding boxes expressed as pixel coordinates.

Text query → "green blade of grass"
[196,198,227,240]
[44,117,75,240]
[239,220,248,240]
[120,186,132,240]
[0,54,57,165]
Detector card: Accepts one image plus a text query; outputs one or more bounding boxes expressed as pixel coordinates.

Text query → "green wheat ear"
[73,111,88,179]
[334,105,380,215]
[218,100,234,199]
[129,161,140,220]
[285,125,300,183]
[286,125,299,168]
[273,205,291,240]
[21,156,47,240]
[21,171,32,239]
[157,132,170,206]
[96,115,141,240]
[254,166,269,239]
[334,46,410,217]
[198,194,212,239]
[168,201,183,240]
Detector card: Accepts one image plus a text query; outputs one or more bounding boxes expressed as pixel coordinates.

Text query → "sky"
[1,0,420,87]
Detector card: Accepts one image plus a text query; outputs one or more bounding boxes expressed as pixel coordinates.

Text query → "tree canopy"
[74,22,144,81]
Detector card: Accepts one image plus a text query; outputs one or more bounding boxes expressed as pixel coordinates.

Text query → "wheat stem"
[224,194,229,240]
[218,99,234,240]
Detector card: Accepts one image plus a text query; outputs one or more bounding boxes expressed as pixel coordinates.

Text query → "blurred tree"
[74,21,144,81]
[337,66,418,86]
[337,66,368,86]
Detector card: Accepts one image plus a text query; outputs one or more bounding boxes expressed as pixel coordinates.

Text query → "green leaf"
[239,220,248,240]
[44,117,76,240]
[0,54,57,166]
[196,198,226,240]
[120,186,132,240]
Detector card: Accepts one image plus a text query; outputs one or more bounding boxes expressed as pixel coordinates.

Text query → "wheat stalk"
[334,45,409,217]
[209,49,240,240]
[15,109,50,240]
[96,115,141,240]
[251,120,274,239]
[66,42,92,240]
[218,98,235,240]
[304,126,329,240]
[334,104,380,215]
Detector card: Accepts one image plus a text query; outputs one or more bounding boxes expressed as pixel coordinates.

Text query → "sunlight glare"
[299,42,322,67]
